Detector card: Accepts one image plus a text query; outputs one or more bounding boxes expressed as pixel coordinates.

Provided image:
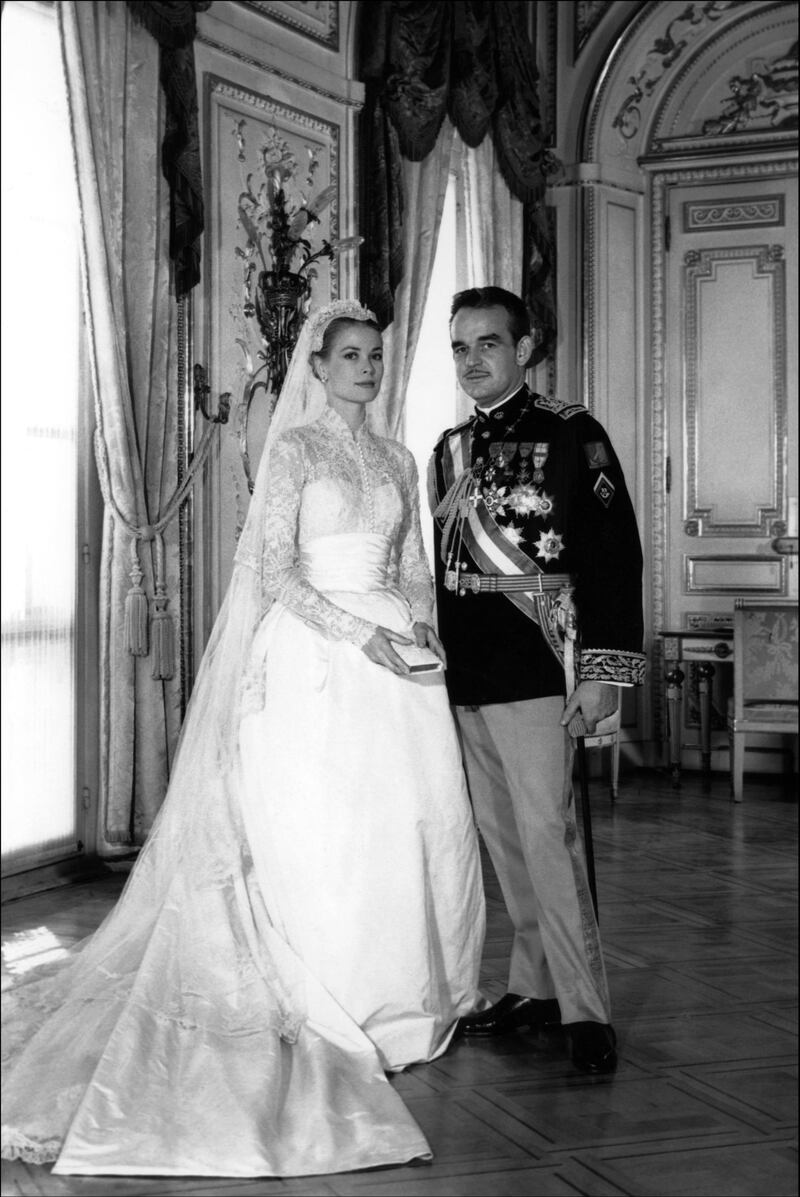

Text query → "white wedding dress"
[1,406,485,1178]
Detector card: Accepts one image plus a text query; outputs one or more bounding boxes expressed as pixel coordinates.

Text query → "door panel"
[663,168,797,762]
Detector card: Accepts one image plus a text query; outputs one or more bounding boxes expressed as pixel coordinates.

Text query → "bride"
[1,301,486,1178]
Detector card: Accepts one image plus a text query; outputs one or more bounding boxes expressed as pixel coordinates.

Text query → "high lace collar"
[319,403,373,442]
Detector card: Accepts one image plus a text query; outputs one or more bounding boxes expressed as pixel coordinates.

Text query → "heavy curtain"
[125,1,211,298]
[58,2,183,848]
[360,0,554,362]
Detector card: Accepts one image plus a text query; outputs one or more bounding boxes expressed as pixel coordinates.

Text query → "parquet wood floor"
[2,770,797,1197]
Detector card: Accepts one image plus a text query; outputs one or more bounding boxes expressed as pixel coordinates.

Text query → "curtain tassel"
[150,534,175,679]
[124,542,149,656]
[151,592,175,680]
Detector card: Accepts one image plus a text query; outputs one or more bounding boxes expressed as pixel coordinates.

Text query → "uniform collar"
[474,384,528,425]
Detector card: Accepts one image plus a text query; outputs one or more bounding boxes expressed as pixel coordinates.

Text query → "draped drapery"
[360,0,554,363]
[58,1,183,848]
[125,1,211,298]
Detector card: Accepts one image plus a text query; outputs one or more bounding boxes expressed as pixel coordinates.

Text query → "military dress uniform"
[429,384,645,1024]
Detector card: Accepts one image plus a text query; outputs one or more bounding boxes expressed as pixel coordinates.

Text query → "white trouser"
[455,697,611,1024]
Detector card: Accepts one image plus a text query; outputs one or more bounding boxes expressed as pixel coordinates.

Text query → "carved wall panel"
[189,7,362,649]
[682,194,784,231]
[683,243,785,537]
[237,1,339,47]
[685,556,786,593]
[203,75,340,610]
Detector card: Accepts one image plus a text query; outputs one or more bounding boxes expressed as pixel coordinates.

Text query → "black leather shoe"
[566,1021,617,1074]
[457,993,561,1038]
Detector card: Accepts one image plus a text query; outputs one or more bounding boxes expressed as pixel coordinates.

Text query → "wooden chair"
[727,599,799,802]
[584,691,622,802]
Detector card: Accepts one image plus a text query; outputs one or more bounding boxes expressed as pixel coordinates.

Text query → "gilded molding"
[207,76,341,296]
[683,195,784,231]
[176,294,194,713]
[649,158,793,737]
[651,11,798,150]
[197,34,363,108]
[610,1,745,145]
[582,184,597,415]
[584,1,791,160]
[683,243,786,537]
[234,1,339,48]
[685,554,786,593]
[584,0,660,158]
[649,170,669,739]
[686,609,733,631]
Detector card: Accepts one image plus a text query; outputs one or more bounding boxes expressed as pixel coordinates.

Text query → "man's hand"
[361,626,413,675]
[413,621,447,667]
[561,680,618,736]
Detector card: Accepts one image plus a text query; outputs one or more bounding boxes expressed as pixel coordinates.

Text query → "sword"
[568,712,599,921]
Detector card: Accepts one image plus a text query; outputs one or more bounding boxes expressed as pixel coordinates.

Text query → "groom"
[429,287,645,1074]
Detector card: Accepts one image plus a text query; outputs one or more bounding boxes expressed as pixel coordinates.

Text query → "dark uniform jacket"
[429,385,645,706]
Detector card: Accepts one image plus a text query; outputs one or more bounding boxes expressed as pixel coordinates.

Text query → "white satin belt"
[300,532,392,593]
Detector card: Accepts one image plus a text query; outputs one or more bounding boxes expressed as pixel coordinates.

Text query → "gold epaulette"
[533,395,587,421]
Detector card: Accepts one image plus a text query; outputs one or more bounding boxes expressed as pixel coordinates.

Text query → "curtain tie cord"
[94,421,220,675]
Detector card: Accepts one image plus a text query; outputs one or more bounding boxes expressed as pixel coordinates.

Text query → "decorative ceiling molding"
[648,6,798,156]
[608,0,749,147]
[581,0,777,160]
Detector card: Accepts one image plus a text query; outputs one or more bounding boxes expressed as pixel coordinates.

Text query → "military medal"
[501,442,518,473]
[488,442,505,474]
[482,483,508,516]
[517,442,533,484]
[507,485,555,519]
[534,527,564,562]
[532,442,549,484]
[534,490,554,517]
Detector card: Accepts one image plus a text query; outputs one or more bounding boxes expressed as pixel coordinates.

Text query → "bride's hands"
[413,621,447,667]
[361,626,413,675]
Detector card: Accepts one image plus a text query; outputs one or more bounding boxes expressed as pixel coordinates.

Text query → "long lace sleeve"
[394,449,435,625]
[260,436,376,648]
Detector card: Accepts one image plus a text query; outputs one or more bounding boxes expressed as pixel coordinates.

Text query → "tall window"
[1,1,92,873]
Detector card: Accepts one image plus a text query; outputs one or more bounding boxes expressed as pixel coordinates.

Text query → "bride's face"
[320,323,384,409]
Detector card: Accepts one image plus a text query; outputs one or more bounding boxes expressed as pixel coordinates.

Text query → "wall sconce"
[236,265,312,494]
[193,364,231,425]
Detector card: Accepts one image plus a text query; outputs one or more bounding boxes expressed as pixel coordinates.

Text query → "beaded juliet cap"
[307,300,378,353]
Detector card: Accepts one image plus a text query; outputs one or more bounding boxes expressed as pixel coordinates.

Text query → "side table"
[659,629,735,788]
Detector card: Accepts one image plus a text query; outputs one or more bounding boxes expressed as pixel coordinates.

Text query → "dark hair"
[310,316,383,377]
[450,287,531,345]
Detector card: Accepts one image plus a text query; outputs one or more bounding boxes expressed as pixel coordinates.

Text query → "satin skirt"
[2,534,485,1178]
[239,532,486,1071]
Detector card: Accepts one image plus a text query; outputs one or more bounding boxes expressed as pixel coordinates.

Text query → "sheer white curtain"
[373,120,456,441]
[461,133,524,296]
[58,1,182,850]
[1,1,81,865]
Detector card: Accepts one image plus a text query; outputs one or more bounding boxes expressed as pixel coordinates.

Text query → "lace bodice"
[250,407,433,647]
